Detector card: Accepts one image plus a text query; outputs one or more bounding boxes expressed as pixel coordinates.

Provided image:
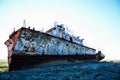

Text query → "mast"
[22,20,26,27]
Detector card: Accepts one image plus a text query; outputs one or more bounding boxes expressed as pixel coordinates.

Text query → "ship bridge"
[46,23,84,45]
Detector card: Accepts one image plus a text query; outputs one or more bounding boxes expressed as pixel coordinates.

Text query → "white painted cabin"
[46,23,84,45]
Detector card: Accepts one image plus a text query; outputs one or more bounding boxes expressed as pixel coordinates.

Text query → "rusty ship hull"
[8,53,103,71]
[5,24,105,71]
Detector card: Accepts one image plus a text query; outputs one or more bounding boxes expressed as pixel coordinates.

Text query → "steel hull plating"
[8,53,103,71]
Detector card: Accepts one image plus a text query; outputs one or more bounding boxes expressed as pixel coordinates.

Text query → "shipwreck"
[5,21,105,71]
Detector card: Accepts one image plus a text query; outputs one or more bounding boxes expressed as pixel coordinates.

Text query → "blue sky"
[0,0,120,60]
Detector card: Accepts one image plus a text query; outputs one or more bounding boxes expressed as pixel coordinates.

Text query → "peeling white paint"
[14,29,96,55]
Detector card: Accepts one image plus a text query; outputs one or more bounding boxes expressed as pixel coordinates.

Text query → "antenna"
[22,20,26,27]
[54,22,58,27]
[13,28,15,32]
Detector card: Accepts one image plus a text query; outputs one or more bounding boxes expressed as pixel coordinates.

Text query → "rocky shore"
[0,61,120,80]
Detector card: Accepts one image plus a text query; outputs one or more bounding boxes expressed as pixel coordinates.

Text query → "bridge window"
[53,28,56,30]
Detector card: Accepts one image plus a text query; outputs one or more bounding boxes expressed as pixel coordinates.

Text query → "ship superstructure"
[46,23,84,45]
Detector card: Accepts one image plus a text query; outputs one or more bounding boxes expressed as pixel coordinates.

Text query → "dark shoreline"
[0,60,120,80]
